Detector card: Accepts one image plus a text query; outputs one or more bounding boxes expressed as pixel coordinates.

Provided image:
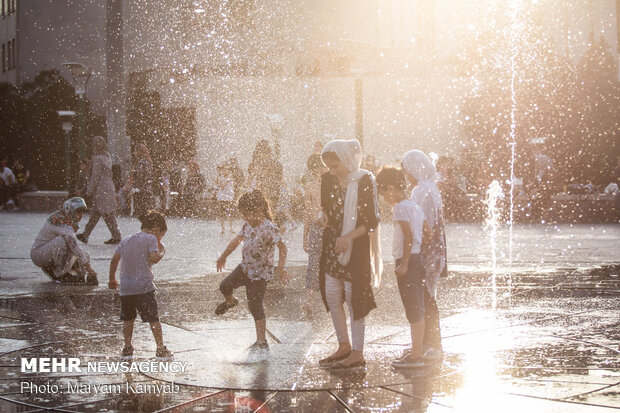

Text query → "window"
[9,39,15,69]
[1,0,5,18]
[6,40,10,70]
[1,44,5,72]
[10,0,14,14]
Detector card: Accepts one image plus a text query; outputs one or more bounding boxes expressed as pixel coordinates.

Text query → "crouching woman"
[30,197,98,284]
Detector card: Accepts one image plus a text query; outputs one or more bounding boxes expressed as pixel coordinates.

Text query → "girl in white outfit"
[402,150,447,358]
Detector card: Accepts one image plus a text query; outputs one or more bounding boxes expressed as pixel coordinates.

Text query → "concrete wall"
[1,0,618,180]
[11,0,107,111]
[121,0,619,184]
[156,72,468,183]
[0,2,16,84]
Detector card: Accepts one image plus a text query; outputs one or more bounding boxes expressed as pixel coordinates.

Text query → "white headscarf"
[402,150,446,297]
[322,139,383,285]
[402,150,442,227]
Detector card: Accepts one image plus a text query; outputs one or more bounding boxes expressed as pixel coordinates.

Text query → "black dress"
[132,159,155,217]
[319,172,380,320]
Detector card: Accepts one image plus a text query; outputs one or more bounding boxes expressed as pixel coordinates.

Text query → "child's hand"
[108,279,118,290]
[316,212,328,228]
[216,255,226,272]
[334,234,352,254]
[395,262,408,277]
[277,268,290,285]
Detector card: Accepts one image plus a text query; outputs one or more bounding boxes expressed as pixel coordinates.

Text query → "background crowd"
[2,135,619,223]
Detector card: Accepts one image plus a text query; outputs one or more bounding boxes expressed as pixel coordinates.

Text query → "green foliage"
[0,70,104,190]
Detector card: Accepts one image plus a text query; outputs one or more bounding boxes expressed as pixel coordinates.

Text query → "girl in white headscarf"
[317,139,382,370]
[402,150,446,357]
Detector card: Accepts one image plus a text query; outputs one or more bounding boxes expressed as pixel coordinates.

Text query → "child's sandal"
[215,298,239,315]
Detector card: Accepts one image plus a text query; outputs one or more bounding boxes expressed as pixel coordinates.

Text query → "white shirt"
[392,199,425,259]
[239,219,282,281]
[0,167,16,186]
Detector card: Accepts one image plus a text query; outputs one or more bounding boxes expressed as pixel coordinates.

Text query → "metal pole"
[354,78,364,148]
[78,94,86,162]
[65,131,71,193]
[107,0,130,178]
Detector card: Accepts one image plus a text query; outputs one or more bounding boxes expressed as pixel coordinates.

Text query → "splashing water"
[485,180,504,310]
[429,151,438,166]
[507,0,522,308]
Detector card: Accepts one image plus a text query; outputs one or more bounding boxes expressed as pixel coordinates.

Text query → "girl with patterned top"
[317,139,383,371]
[215,190,290,351]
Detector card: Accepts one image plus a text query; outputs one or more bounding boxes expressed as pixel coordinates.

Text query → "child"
[108,210,172,359]
[376,166,430,368]
[301,153,326,316]
[402,150,447,361]
[215,190,290,351]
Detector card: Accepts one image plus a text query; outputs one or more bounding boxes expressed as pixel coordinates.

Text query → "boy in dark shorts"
[377,167,430,368]
[108,210,172,359]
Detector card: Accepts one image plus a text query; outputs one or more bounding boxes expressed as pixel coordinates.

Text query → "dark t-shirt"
[321,173,379,281]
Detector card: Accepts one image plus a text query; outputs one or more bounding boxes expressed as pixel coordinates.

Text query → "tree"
[0,70,104,190]
[0,83,29,157]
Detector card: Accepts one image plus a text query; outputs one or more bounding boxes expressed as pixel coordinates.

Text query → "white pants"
[325,273,365,351]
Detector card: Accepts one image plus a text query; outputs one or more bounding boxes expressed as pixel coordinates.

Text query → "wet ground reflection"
[0,264,618,411]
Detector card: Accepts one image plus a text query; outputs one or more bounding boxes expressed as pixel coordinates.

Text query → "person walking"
[77,136,121,245]
[108,210,173,359]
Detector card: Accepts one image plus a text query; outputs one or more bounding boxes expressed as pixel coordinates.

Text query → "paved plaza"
[0,212,619,412]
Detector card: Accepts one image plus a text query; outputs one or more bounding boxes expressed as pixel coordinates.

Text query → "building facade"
[1,1,618,177]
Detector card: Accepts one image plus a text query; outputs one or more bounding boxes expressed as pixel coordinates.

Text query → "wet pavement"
[0,212,619,411]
